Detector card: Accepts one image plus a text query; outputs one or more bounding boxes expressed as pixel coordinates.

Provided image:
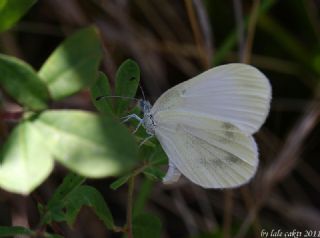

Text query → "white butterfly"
[122,63,271,188]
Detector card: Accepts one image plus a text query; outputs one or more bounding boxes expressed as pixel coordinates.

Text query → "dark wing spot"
[222,122,236,141]
[222,122,236,130]
[225,154,239,164]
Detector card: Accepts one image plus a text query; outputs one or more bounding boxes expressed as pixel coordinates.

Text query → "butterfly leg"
[132,120,143,134]
[139,135,153,147]
[121,114,143,134]
[120,114,141,123]
[120,114,153,144]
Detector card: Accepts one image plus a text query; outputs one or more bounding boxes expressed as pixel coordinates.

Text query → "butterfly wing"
[151,63,271,134]
[154,110,258,188]
[162,161,182,184]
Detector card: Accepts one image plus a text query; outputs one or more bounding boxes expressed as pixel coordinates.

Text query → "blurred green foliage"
[0,0,37,32]
[0,54,49,110]
[38,27,103,100]
[0,27,139,195]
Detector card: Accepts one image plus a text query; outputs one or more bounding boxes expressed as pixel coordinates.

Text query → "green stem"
[126,176,135,238]
[123,163,150,237]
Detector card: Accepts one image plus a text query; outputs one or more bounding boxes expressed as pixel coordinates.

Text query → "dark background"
[1,0,320,237]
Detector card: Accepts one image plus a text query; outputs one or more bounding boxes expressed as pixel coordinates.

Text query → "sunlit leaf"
[0,121,54,195]
[33,110,139,177]
[0,54,49,110]
[38,26,102,101]
[0,0,37,32]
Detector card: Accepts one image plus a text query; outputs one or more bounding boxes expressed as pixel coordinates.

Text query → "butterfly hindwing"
[154,110,258,188]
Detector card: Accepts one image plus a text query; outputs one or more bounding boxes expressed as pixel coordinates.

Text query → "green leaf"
[132,213,162,238]
[143,167,165,181]
[0,120,54,195]
[0,54,49,110]
[110,174,131,190]
[0,226,33,237]
[38,26,102,101]
[33,110,139,177]
[90,71,114,116]
[114,59,140,115]
[147,144,168,166]
[46,206,66,223]
[64,185,114,229]
[47,173,85,208]
[43,176,114,229]
[0,0,37,32]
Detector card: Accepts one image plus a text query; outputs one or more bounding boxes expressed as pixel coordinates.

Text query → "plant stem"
[125,163,150,237]
[242,0,260,63]
[184,0,209,68]
[126,176,135,238]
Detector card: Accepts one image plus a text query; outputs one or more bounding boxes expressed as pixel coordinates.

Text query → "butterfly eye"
[138,100,145,110]
[140,100,152,113]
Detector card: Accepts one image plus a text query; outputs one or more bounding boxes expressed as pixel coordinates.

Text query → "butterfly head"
[139,99,152,114]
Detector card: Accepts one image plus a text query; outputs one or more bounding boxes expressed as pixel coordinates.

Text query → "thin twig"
[184,0,210,68]
[123,163,150,238]
[233,0,245,61]
[242,0,261,63]
[126,176,135,238]
[192,0,214,63]
[297,161,320,193]
[303,0,320,42]
[173,189,198,236]
[191,185,218,231]
[240,187,261,238]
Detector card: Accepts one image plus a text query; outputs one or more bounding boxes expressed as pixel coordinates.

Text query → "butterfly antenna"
[139,85,146,101]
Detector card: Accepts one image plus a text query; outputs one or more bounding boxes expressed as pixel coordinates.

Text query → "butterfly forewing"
[151,63,271,134]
